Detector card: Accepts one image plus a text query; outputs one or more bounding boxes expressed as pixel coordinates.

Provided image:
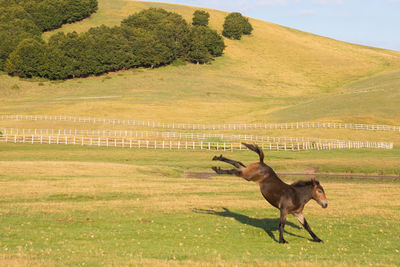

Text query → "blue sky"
[145,0,400,51]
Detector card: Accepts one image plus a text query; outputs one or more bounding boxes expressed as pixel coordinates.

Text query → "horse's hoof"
[279,239,288,244]
[212,155,223,161]
[211,166,219,173]
[313,238,323,243]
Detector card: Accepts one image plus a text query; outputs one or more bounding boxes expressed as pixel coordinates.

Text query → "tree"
[222,12,253,40]
[186,26,225,63]
[0,3,41,69]
[5,38,47,78]
[201,27,225,57]
[40,46,73,80]
[242,17,253,35]
[129,29,174,68]
[192,10,209,26]
[122,8,190,58]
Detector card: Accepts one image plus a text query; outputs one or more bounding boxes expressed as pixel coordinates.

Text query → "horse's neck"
[294,184,314,204]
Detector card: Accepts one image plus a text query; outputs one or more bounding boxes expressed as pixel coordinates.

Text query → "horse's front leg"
[294,213,323,243]
[279,209,288,244]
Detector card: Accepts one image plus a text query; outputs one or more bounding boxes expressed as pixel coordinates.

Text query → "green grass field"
[0,144,399,266]
[1,0,400,265]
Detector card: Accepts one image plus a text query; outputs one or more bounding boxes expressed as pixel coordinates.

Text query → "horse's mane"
[291,179,319,187]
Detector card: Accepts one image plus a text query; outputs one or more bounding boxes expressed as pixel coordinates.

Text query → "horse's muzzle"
[321,201,328,209]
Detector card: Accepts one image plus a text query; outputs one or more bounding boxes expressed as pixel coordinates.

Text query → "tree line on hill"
[1,0,252,80]
[3,7,226,79]
[0,0,98,70]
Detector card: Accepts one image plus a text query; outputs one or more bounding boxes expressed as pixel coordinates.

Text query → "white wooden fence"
[0,134,393,151]
[2,114,400,132]
[0,127,393,149]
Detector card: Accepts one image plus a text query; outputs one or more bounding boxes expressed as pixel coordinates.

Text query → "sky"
[144,0,400,51]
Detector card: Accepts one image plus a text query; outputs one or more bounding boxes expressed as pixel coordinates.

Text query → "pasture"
[1,144,400,266]
[1,0,400,265]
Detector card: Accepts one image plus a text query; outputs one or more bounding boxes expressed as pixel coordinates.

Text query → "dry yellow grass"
[2,0,400,125]
[1,144,399,266]
[0,257,55,267]
[124,258,362,267]
[1,160,399,217]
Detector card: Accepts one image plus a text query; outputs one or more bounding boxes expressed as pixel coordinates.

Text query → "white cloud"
[255,0,288,6]
[311,0,343,5]
[297,9,317,15]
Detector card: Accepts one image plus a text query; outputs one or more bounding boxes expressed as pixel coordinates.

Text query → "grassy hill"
[1,0,399,125]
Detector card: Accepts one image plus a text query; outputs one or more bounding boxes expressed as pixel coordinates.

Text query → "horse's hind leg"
[212,155,246,168]
[294,213,323,243]
[212,166,242,176]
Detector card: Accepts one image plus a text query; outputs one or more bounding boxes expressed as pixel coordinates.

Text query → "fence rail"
[0,135,393,151]
[0,127,393,149]
[1,115,400,132]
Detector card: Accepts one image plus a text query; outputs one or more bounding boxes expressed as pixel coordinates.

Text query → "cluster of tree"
[5,8,225,79]
[222,12,253,40]
[0,0,97,70]
[192,10,210,26]
[16,0,98,31]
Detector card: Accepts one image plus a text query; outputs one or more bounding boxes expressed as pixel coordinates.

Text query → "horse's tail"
[242,143,264,163]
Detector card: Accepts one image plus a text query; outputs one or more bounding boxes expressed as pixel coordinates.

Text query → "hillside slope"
[1,0,400,124]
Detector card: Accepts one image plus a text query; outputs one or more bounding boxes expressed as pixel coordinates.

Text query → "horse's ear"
[311,177,317,186]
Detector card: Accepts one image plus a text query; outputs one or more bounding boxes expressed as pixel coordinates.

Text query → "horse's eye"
[317,190,322,194]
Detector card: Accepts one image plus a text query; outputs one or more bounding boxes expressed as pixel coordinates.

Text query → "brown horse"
[212,143,328,244]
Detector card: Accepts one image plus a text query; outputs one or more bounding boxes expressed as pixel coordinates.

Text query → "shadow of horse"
[194,207,306,243]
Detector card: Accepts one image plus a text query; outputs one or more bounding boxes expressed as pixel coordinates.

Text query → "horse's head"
[311,178,328,208]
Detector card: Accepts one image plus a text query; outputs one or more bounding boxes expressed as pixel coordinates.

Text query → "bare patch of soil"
[183,171,214,179]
